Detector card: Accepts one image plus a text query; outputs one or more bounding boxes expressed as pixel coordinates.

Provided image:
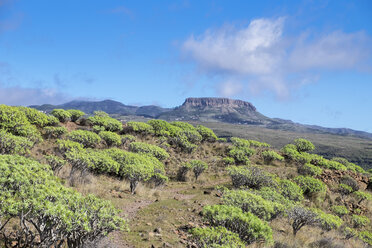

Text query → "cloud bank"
[182,17,371,99]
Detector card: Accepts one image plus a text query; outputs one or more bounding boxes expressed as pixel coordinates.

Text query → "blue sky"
[0,0,372,132]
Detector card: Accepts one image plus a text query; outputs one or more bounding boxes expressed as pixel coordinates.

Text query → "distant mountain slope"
[30,99,170,118]
[30,97,372,139]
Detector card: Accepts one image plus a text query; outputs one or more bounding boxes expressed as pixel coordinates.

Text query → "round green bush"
[279,179,304,202]
[67,109,85,122]
[293,176,326,195]
[261,150,284,164]
[51,109,71,122]
[298,163,323,176]
[99,131,122,147]
[66,130,102,148]
[129,141,169,160]
[44,126,68,139]
[351,214,370,228]
[294,138,315,152]
[331,205,349,217]
[227,166,275,189]
[189,226,245,248]
[88,112,123,132]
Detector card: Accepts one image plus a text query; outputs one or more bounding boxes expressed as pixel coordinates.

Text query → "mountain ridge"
[30,97,372,140]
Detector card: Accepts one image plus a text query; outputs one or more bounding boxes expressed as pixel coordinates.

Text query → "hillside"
[0,104,371,248]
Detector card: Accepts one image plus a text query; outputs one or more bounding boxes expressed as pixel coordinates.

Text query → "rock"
[146,222,153,226]
[203,190,211,195]
[148,232,155,238]
[154,227,162,233]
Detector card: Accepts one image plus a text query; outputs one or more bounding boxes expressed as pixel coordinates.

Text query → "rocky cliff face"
[182,97,256,111]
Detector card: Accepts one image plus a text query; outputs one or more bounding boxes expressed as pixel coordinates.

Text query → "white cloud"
[0,85,71,106]
[182,17,371,99]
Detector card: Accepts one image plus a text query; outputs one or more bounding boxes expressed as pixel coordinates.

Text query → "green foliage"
[129,141,169,160]
[0,104,42,142]
[332,157,365,173]
[317,159,347,170]
[331,205,349,217]
[228,146,255,165]
[223,189,283,220]
[287,206,319,236]
[279,179,304,202]
[188,160,208,180]
[217,137,227,143]
[104,148,166,193]
[44,126,67,139]
[67,130,102,148]
[168,133,197,153]
[126,121,154,135]
[171,121,202,143]
[294,176,326,195]
[281,144,311,164]
[99,131,122,147]
[294,138,315,152]
[222,157,235,166]
[51,108,71,122]
[359,231,372,246]
[344,227,358,239]
[67,109,85,122]
[227,166,275,189]
[189,227,245,248]
[148,119,180,137]
[0,130,34,155]
[312,208,343,231]
[0,154,126,247]
[93,125,106,133]
[88,112,123,132]
[351,214,370,228]
[248,139,271,148]
[338,183,353,195]
[261,150,284,164]
[340,176,359,191]
[196,125,218,142]
[230,137,251,147]
[57,139,84,153]
[202,205,273,245]
[298,163,323,176]
[121,134,136,144]
[46,115,60,126]
[255,187,294,207]
[44,154,66,173]
[353,191,372,204]
[18,106,50,127]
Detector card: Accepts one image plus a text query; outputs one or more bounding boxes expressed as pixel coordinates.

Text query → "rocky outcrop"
[182,97,256,111]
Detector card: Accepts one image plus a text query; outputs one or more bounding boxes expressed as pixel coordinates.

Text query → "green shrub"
[104,148,166,194]
[46,115,60,126]
[93,125,106,133]
[340,176,359,191]
[255,187,293,207]
[298,163,323,176]
[230,137,250,147]
[51,109,71,122]
[279,179,304,202]
[188,160,208,180]
[44,126,68,139]
[248,139,270,148]
[294,176,326,195]
[126,121,154,134]
[222,157,235,166]
[223,189,283,220]
[57,139,84,153]
[294,138,315,152]
[338,183,353,196]
[88,112,123,132]
[217,137,227,143]
[353,191,372,204]
[312,208,343,231]
[148,119,180,137]
[189,227,245,248]
[67,130,102,148]
[317,159,347,170]
[262,150,284,164]
[332,157,365,173]
[202,205,273,245]
[344,227,358,239]
[196,125,217,142]
[359,231,372,246]
[18,106,50,127]
[121,134,136,144]
[351,215,370,228]
[168,133,197,153]
[171,121,202,143]
[0,104,42,142]
[44,154,66,173]
[129,142,169,160]
[331,205,348,217]
[228,146,255,165]
[227,166,275,189]
[67,109,85,122]
[0,154,126,247]
[0,130,34,155]
[99,131,122,147]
